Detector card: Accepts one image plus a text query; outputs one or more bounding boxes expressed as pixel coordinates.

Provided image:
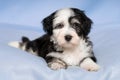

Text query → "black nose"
[65,35,72,42]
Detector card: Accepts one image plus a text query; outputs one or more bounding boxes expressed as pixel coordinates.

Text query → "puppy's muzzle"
[64,35,72,42]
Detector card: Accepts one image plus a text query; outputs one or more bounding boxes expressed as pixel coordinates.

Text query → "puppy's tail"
[8,41,20,48]
[8,36,30,50]
[9,37,38,55]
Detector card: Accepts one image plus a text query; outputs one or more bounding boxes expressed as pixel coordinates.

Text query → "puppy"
[9,8,100,71]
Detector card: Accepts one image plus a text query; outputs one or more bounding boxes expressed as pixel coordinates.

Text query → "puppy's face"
[42,8,92,49]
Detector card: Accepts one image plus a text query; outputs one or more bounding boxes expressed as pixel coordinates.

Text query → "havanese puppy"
[9,8,100,71]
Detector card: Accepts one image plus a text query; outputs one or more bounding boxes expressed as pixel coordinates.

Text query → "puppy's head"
[42,8,92,49]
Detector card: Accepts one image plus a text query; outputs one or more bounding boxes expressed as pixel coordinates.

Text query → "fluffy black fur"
[42,12,56,35]
[21,34,64,63]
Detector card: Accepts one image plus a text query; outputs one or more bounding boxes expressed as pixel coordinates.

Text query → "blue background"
[0,0,120,27]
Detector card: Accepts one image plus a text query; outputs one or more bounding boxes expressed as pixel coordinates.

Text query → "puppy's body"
[9,8,100,71]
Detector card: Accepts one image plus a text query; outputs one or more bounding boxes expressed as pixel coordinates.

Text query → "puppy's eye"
[54,23,64,29]
[72,23,80,28]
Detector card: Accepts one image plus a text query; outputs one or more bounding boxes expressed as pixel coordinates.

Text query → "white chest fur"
[61,46,89,66]
[47,39,92,66]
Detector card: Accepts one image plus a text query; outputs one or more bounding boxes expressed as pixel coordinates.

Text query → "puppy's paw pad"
[48,62,66,70]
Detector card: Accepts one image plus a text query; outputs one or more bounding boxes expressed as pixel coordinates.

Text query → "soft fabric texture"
[0,0,120,80]
[0,23,120,80]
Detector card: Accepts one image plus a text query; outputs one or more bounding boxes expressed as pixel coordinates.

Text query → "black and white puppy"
[9,8,100,71]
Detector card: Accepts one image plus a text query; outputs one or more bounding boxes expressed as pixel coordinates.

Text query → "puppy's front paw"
[48,59,67,70]
[88,64,100,71]
[80,58,100,71]
[81,63,100,71]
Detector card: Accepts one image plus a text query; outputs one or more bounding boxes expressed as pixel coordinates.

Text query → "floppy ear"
[82,13,93,36]
[42,12,55,35]
[72,8,93,37]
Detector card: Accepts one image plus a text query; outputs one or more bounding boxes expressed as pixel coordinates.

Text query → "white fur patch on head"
[53,8,74,27]
[52,8,81,49]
